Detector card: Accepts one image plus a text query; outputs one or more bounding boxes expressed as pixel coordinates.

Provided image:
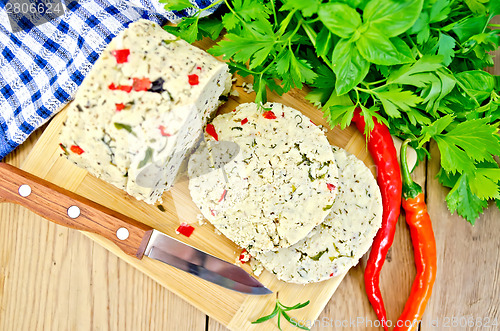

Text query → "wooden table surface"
[1,31,500,331]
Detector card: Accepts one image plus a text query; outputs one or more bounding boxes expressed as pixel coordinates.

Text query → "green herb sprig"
[162,0,500,224]
[252,294,310,330]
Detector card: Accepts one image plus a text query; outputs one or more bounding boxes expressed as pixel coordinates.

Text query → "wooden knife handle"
[0,162,153,259]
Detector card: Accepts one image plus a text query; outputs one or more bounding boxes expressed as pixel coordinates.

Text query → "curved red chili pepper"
[394,139,437,331]
[352,108,402,331]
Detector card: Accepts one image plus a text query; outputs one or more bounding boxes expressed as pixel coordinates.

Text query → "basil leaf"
[455,70,496,104]
[357,29,414,65]
[331,39,369,95]
[451,15,488,43]
[318,3,361,39]
[489,0,500,16]
[315,26,332,58]
[390,37,414,60]
[465,0,488,15]
[363,0,424,37]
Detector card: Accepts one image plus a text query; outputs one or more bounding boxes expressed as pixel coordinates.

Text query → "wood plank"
[421,141,500,330]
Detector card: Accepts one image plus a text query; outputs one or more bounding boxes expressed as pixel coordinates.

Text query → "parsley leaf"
[446,172,488,224]
[376,87,423,118]
[434,119,500,172]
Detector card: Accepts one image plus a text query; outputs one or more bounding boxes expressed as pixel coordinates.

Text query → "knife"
[0,162,271,295]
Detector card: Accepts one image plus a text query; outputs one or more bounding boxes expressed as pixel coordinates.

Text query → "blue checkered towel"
[0,0,217,159]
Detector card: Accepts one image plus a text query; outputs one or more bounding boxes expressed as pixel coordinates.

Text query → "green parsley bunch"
[161,0,500,224]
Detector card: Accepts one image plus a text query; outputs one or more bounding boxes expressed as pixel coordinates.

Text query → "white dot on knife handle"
[116,227,129,240]
[18,184,31,197]
[67,205,81,219]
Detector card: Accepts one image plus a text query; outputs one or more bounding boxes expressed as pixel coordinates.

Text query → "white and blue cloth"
[0,0,217,159]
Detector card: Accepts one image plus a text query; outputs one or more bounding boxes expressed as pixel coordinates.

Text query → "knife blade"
[0,162,271,295]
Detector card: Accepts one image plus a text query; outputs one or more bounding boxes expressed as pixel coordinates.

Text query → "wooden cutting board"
[19,40,375,331]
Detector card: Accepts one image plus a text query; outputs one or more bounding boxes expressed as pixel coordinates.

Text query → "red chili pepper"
[111,49,130,63]
[263,111,277,119]
[158,125,171,137]
[70,145,85,155]
[351,108,402,331]
[329,273,334,277]
[196,66,202,70]
[326,183,335,191]
[394,139,437,331]
[176,222,195,237]
[206,123,218,141]
[241,118,248,125]
[132,77,151,91]
[188,74,199,86]
[115,103,125,111]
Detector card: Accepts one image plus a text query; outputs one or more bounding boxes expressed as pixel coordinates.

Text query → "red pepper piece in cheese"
[239,249,251,264]
[218,189,227,203]
[132,77,152,91]
[206,123,218,141]
[159,125,172,137]
[111,49,130,63]
[327,183,336,191]
[70,145,85,155]
[108,83,133,93]
[262,111,277,119]
[115,103,125,111]
[188,74,199,86]
[241,118,248,125]
[176,222,195,237]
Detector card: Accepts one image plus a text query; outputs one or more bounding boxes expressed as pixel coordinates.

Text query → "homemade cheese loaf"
[254,147,383,284]
[59,19,231,204]
[188,102,339,252]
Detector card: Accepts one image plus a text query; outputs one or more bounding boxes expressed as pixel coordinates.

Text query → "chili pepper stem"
[401,139,422,200]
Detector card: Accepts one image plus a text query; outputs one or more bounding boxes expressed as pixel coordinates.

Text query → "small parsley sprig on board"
[162,0,500,224]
